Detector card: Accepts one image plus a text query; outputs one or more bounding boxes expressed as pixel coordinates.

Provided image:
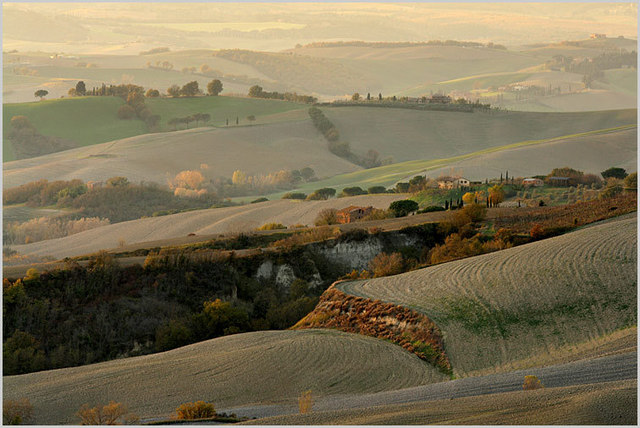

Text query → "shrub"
[370,252,404,277]
[298,391,313,414]
[389,200,419,217]
[522,375,544,390]
[428,234,484,265]
[3,399,33,425]
[361,208,391,221]
[367,186,387,194]
[530,224,544,239]
[175,401,216,420]
[600,183,623,199]
[116,104,135,119]
[282,192,307,200]
[601,167,627,180]
[258,223,286,231]
[624,172,637,190]
[76,401,137,425]
[461,203,487,222]
[339,186,366,197]
[314,208,338,226]
[417,205,445,213]
[251,197,268,204]
[307,188,336,200]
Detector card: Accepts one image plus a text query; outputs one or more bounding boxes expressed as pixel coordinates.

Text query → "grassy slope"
[253,124,637,200]
[3,329,446,424]
[337,214,637,377]
[325,107,636,163]
[2,96,306,162]
[3,118,359,190]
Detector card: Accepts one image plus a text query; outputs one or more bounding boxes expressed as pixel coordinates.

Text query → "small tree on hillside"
[207,79,223,96]
[368,186,387,194]
[180,81,199,97]
[307,188,336,200]
[601,167,628,180]
[75,81,86,96]
[314,208,338,226]
[389,200,419,217]
[248,85,263,98]
[167,85,181,98]
[34,89,48,100]
[339,186,366,197]
[145,88,160,97]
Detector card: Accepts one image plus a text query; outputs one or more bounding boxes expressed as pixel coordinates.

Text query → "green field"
[3,96,307,162]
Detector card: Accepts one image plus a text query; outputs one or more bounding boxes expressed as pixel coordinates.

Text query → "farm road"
[223,350,637,419]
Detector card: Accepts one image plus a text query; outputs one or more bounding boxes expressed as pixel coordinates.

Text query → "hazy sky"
[3,2,637,53]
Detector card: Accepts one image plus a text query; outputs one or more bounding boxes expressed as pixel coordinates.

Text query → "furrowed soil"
[2,329,447,424]
[337,214,637,377]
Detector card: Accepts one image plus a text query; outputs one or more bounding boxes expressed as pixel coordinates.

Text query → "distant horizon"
[3,2,637,55]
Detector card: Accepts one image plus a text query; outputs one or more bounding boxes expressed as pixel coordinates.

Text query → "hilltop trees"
[307,188,336,200]
[75,81,86,96]
[601,167,628,180]
[167,85,181,98]
[34,89,48,100]
[145,88,160,97]
[207,79,223,96]
[180,81,200,97]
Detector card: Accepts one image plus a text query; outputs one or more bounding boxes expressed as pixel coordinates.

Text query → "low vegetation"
[76,401,138,425]
[295,286,452,375]
[3,399,33,425]
[523,375,544,391]
[175,401,216,420]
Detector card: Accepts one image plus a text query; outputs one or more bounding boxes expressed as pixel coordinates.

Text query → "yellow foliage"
[175,401,216,420]
[76,401,137,425]
[232,169,246,185]
[462,192,475,204]
[298,390,313,414]
[370,252,404,277]
[24,268,39,281]
[257,223,287,231]
[4,398,33,425]
[523,375,544,390]
[174,170,205,190]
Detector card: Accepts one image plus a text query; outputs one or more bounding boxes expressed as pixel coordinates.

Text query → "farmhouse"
[522,178,544,187]
[437,176,470,189]
[547,176,571,186]
[429,94,452,104]
[336,206,373,224]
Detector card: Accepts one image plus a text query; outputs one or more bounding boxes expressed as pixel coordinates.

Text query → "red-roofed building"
[336,206,374,224]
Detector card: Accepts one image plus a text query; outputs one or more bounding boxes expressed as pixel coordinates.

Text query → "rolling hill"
[2,96,307,162]
[337,214,637,377]
[323,107,636,163]
[2,329,447,424]
[251,125,637,200]
[3,118,357,188]
[8,194,405,260]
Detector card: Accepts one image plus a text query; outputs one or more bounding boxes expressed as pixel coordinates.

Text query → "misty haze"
[2,2,637,425]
